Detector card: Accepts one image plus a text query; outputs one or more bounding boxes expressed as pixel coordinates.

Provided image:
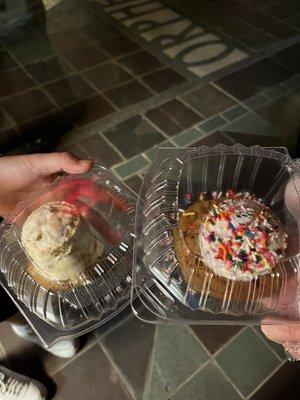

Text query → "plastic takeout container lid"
[0,163,136,346]
[132,145,300,326]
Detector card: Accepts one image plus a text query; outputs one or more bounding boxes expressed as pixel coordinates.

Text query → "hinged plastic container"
[132,145,300,326]
[0,163,136,346]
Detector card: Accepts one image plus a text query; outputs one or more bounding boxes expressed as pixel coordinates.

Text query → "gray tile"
[44,75,95,107]
[171,362,241,400]
[199,116,226,134]
[253,327,286,360]
[224,113,281,137]
[100,315,155,400]
[62,45,108,71]
[104,80,152,108]
[181,84,236,118]
[240,31,277,50]
[79,134,122,166]
[249,361,300,400]
[159,99,203,129]
[114,155,149,179]
[257,95,300,150]
[80,22,119,42]
[243,93,269,110]
[286,15,300,30]
[145,108,182,136]
[0,50,17,72]
[84,62,132,91]
[0,68,35,97]
[272,42,300,73]
[119,50,164,75]
[49,30,91,52]
[104,115,164,158]
[192,131,234,147]
[174,128,204,146]
[216,328,280,397]
[263,84,287,99]
[1,89,56,123]
[143,68,187,93]
[191,325,243,355]
[53,344,131,400]
[222,105,248,121]
[8,38,54,64]
[25,57,71,84]
[215,59,292,100]
[99,34,140,57]
[262,4,294,20]
[266,23,299,40]
[148,325,209,396]
[63,94,115,126]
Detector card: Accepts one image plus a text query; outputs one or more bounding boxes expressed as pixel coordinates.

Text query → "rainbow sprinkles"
[199,191,287,281]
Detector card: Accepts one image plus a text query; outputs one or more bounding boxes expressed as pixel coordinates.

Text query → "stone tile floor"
[0,0,300,399]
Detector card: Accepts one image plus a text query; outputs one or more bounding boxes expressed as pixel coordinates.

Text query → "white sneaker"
[0,365,47,400]
[11,324,79,359]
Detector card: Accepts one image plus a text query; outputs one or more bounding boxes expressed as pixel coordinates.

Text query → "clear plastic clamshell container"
[132,145,300,326]
[0,163,136,346]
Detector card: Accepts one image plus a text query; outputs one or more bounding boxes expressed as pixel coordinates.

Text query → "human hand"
[261,175,300,360]
[0,152,92,217]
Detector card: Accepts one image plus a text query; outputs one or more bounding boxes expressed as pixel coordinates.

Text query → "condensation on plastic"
[0,163,136,346]
[132,144,300,326]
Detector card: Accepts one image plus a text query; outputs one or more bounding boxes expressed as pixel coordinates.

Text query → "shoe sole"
[0,365,48,400]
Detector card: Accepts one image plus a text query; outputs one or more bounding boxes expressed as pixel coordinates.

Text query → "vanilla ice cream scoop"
[21,201,103,282]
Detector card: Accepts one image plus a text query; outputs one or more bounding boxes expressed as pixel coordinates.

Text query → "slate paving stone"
[48,29,91,52]
[53,344,131,400]
[7,37,54,65]
[181,84,236,118]
[18,110,73,152]
[1,89,56,123]
[216,328,280,397]
[272,42,300,72]
[266,23,299,40]
[84,62,132,91]
[190,325,243,354]
[25,56,71,83]
[159,99,202,129]
[171,361,242,400]
[257,95,300,151]
[143,68,187,93]
[249,361,300,400]
[80,21,119,41]
[119,50,164,75]
[99,34,140,57]
[44,74,95,107]
[104,115,164,158]
[63,94,115,126]
[0,68,35,97]
[100,315,156,400]
[240,31,277,50]
[62,44,108,70]
[146,107,182,136]
[0,50,17,72]
[147,325,209,399]
[79,134,122,166]
[192,131,234,147]
[215,59,292,100]
[104,80,152,108]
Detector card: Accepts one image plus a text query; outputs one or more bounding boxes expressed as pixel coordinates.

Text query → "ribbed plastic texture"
[132,145,300,325]
[0,164,136,344]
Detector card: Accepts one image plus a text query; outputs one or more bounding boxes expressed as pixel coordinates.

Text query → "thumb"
[25,152,93,176]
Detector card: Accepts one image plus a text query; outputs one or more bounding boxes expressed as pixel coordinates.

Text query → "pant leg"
[0,285,17,323]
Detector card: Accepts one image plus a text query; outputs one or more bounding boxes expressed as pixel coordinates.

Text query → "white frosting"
[21,201,103,282]
[199,196,287,281]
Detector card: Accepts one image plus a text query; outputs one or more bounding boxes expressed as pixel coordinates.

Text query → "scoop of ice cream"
[199,193,287,281]
[21,201,103,282]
